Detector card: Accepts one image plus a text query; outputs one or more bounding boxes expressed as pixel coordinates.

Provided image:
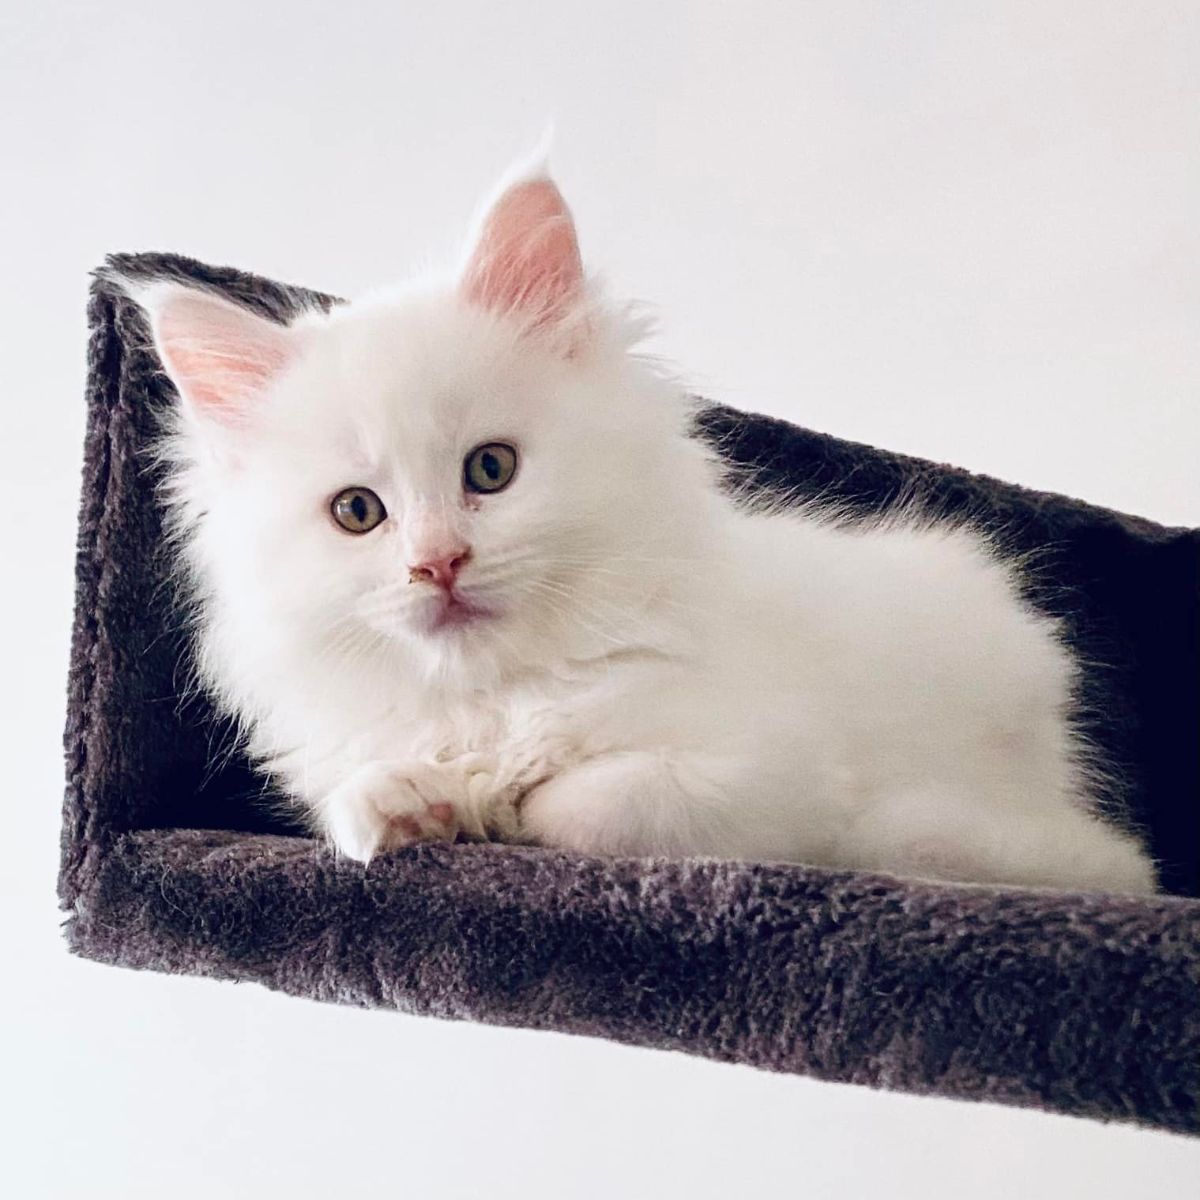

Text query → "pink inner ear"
[461,178,584,329]
[153,290,295,424]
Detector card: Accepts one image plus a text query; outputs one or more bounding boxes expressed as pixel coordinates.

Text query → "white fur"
[123,171,1156,894]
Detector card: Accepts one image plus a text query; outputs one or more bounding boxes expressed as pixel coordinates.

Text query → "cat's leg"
[518,750,761,858]
[320,758,519,863]
[837,787,1157,894]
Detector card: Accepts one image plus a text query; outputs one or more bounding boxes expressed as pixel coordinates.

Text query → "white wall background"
[2,2,1197,1196]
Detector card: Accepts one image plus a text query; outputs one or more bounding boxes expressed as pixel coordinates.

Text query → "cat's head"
[123,166,719,700]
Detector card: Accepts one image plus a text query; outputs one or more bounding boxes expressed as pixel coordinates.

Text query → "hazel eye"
[464,442,518,494]
[330,486,386,534]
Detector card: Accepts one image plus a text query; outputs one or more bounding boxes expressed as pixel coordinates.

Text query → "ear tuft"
[460,175,584,334]
[121,281,300,424]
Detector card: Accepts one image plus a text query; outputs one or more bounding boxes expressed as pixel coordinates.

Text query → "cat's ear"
[459,172,585,339]
[129,282,302,425]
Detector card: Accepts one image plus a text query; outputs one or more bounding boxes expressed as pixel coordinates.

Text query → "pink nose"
[408,547,471,591]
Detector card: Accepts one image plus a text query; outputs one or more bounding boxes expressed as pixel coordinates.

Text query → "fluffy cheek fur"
[420,379,709,681]
[178,453,380,719]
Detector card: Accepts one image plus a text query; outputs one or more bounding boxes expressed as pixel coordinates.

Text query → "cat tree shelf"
[60,257,1200,1135]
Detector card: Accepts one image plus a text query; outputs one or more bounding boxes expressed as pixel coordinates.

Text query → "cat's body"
[123,164,1155,893]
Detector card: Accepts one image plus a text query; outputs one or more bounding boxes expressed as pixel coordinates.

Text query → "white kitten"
[122,165,1155,893]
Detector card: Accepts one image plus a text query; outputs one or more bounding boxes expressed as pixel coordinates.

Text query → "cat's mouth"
[419,590,498,634]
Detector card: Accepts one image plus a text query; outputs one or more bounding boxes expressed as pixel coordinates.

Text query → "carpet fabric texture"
[60,255,1200,1135]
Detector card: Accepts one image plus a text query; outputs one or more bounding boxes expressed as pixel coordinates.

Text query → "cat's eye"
[464,442,518,494]
[330,486,387,534]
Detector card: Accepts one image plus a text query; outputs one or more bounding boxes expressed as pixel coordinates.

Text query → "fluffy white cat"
[120,163,1155,893]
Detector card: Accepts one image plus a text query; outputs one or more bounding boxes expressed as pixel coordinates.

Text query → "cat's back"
[719,503,1076,735]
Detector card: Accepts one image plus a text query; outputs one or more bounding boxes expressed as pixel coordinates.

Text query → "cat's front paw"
[431,750,522,842]
[322,762,460,863]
